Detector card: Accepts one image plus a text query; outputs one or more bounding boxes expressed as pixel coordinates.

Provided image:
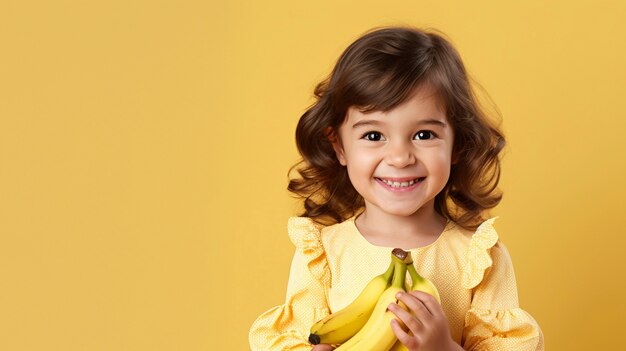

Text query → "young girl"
[249,26,544,351]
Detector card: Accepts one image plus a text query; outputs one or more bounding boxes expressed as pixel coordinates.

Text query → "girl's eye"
[362,131,383,141]
[414,130,436,140]
[361,131,437,141]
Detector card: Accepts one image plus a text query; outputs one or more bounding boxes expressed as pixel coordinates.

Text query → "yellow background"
[1,0,624,350]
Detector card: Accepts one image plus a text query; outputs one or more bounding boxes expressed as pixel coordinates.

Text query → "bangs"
[332,58,451,117]
[327,28,459,118]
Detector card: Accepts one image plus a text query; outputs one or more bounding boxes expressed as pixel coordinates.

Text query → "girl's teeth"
[381,179,417,188]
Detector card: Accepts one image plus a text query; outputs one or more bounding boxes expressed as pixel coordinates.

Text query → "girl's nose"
[384,141,416,168]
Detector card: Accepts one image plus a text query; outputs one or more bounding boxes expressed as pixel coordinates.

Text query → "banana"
[406,262,441,304]
[387,254,442,351]
[335,248,409,351]
[388,340,409,351]
[308,257,395,345]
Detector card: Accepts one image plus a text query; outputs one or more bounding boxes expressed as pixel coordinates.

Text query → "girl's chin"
[367,205,428,218]
[363,199,436,217]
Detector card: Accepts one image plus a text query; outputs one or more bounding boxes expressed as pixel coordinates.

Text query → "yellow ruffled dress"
[249,216,544,351]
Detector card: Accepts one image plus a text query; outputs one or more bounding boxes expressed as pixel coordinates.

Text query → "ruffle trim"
[287,217,330,287]
[463,307,543,351]
[462,217,499,289]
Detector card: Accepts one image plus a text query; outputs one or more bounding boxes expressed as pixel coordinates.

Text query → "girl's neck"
[354,202,447,248]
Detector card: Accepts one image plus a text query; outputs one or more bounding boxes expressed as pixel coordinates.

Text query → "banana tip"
[392,248,409,260]
[308,334,320,345]
[403,254,413,264]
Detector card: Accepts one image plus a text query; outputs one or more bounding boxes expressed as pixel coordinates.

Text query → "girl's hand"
[311,344,335,351]
[388,290,460,351]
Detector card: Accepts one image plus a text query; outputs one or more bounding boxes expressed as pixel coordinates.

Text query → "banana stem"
[403,253,413,265]
[391,258,407,289]
[383,260,395,283]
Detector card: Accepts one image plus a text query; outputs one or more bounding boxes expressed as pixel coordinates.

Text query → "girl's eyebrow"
[352,118,447,129]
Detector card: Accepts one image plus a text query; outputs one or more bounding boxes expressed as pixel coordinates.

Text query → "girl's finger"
[390,318,419,350]
[406,290,442,318]
[388,302,424,335]
[396,291,434,322]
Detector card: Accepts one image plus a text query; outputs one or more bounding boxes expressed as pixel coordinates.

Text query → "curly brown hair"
[287,26,505,231]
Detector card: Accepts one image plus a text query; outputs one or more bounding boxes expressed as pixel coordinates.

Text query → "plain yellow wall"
[1,0,625,350]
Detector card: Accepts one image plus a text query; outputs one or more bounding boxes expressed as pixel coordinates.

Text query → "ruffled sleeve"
[249,217,331,351]
[461,218,545,351]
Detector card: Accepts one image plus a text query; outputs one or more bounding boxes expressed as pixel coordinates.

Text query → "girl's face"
[331,85,454,219]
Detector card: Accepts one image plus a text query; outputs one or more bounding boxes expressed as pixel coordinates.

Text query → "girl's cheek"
[354,151,376,162]
[421,149,446,161]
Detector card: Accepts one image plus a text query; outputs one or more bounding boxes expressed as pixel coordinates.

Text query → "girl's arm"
[462,241,544,351]
[249,218,331,351]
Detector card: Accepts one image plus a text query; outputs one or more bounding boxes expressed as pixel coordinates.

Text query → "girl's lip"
[375,177,424,192]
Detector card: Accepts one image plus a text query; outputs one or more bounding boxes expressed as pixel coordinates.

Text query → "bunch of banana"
[308,248,441,351]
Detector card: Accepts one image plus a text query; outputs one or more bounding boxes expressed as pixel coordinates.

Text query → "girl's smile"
[375,177,426,192]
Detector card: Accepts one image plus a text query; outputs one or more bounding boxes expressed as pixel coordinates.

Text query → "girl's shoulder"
[286,216,350,287]
[286,216,353,249]
[287,216,324,249]
[451,217,509,289]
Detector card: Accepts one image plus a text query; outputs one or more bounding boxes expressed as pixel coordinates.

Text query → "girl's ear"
[325,126,347,166]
